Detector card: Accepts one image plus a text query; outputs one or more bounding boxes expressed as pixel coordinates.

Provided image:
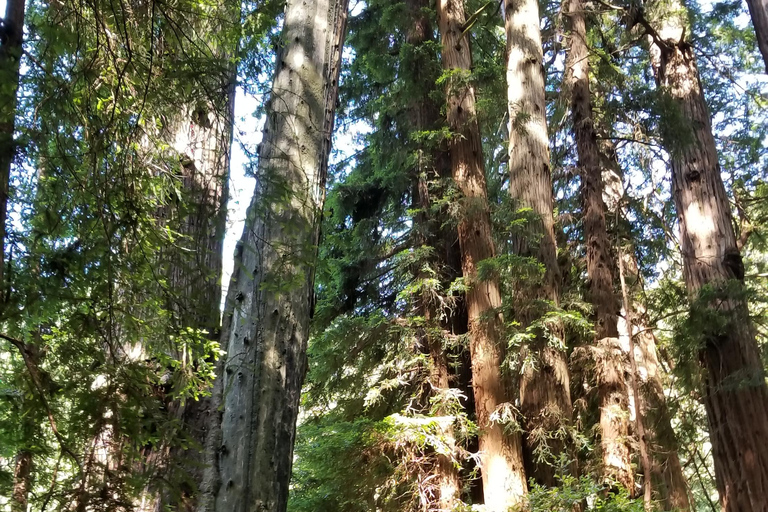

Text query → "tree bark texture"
[198,1,348,511]
[407,0,462,508]
[647,6,768,510]
[563,0,633,492]
[599,142,692,509]
[144,76,235,512]
[746,0,768,73]
[437,1,527,509]
[0,0,25,298]
[504,0,572,487]
[617,297,692,510]
[11,449,32,512]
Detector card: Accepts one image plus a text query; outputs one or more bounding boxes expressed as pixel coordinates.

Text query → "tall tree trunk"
[0,0,25,299]
[617,248,653,511]
[437,1,527,509]
[599,141,692,509]
[616,287,692,510]
[407,0,462,508]
[197,1,348,511]
[645,6,768,510]
[746,0,768,73]
[504,0,573,487]
[563,0,633,492]
[140,68,236,512]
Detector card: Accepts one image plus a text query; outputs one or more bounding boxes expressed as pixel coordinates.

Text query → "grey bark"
[197,1,349,511]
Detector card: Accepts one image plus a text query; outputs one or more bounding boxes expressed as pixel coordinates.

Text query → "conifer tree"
[198,0,349,510]
[0,0,24,298]
[504,0,573,486]
[563,0,633,493]
[642,1,768,508]
[437,0,527,509]
[406,0,463,507]
[746,0,768,72]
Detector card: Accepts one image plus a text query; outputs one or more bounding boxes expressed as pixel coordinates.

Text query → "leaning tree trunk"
[645,5,768,510]
[563,0,633,492]
[197,1,349,511]
[407,0,462,508]
[504,0,573,487]
[437,1,527,509]
[0,0,25,300]
[746,0,768,73]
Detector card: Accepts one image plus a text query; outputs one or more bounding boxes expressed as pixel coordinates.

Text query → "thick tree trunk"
[647,8,768,511]
[437,1,527,509]
[746,0,768,73]
[197,1,348,511]
[563,0,633,492]
[407,0,462,509]
[0,0,25,298]
[141,78,235,512]
[504,0,572,487]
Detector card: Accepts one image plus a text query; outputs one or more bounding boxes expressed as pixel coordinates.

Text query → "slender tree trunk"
[619,297,693,510]
[407,1,462,508]
[645,7,768,510]
[197,1,348,511]
[563,0,633,492]
[504,0,573,486]
[437,1,527,509]
[746,0,768,73]
[599,136,692,509]
[11,346,38,512]
[0,0,25,299]
[618,249,653,511]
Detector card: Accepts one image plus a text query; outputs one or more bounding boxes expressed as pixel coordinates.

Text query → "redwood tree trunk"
[197,1,348,511]
[407,0,462,508]
[0,0,25,298]
[504,0,572,486]
[746,0,768,73]
[437,1,527,509]
[564,0,632,492]
[599,142,692,508]
[647,8,768,511]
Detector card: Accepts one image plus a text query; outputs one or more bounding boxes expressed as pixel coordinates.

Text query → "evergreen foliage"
[1,0,767,509]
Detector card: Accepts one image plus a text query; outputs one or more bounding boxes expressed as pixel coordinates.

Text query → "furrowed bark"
[198,1,349,510]
[437,1,527,509]
[407,0,462,508]
[11,450,32,512]
[645,5,768,510]
[504,0,573,486]
[745,0,768,73]
[618,249,653,511]
[0,0,25,300]
[599,141,692,509]
[141,69,235,512]
[563,0,632,492]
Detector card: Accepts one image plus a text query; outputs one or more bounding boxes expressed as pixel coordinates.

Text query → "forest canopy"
[0,0,767,510]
